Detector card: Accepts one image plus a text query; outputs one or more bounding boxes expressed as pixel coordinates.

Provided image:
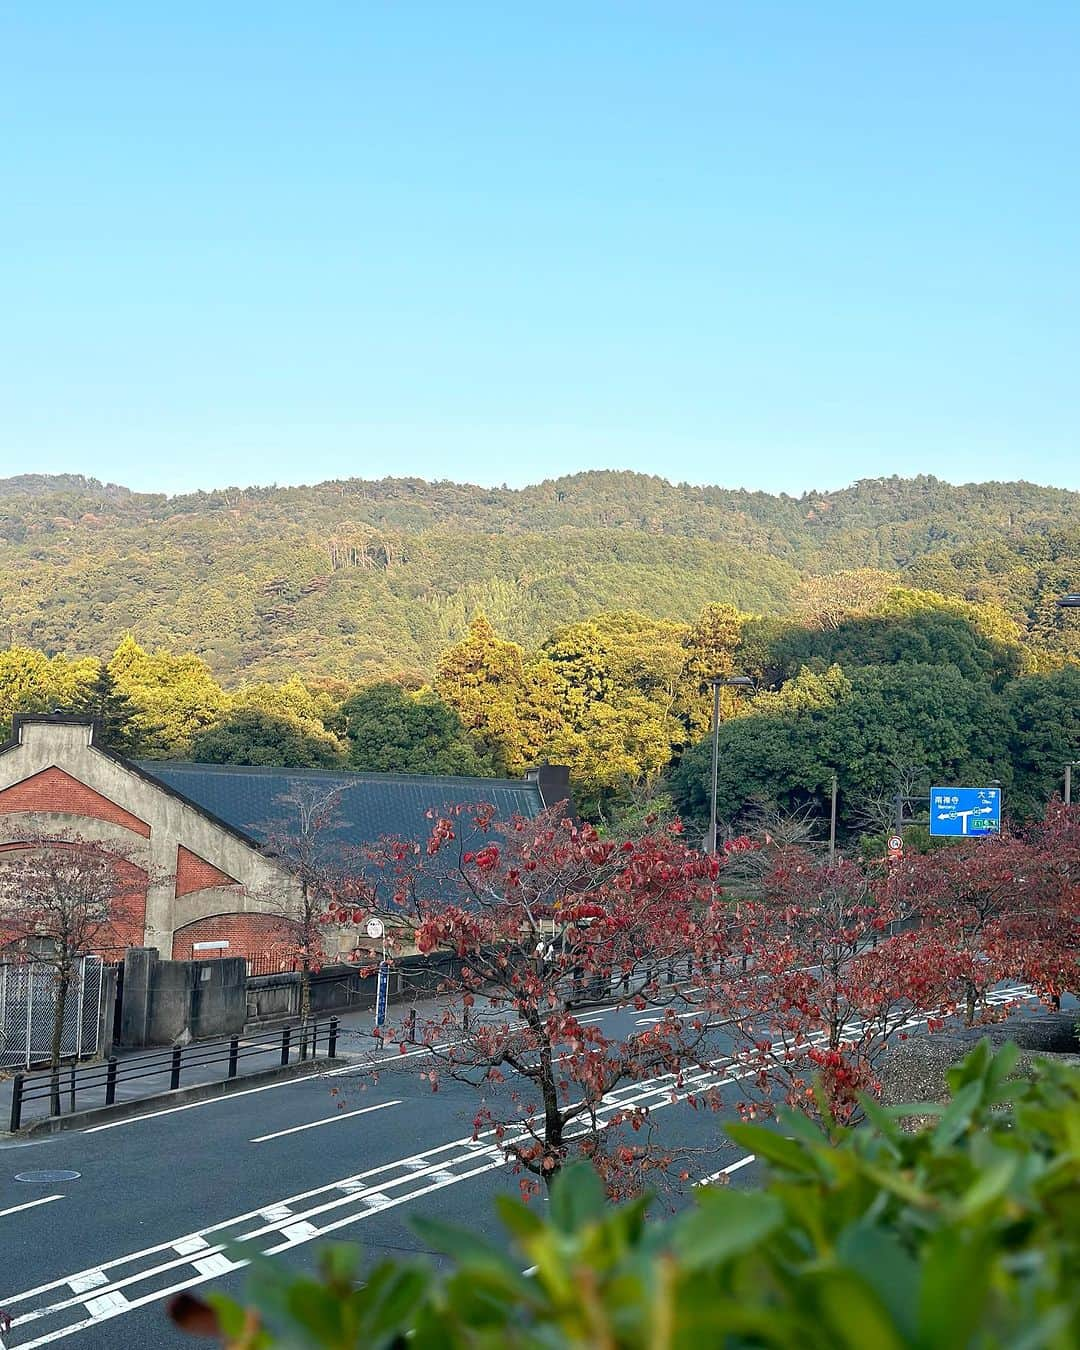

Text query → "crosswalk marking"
[0,984,1039,1348]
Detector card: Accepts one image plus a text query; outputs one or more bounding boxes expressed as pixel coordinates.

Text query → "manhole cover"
[14,1170,80,1183]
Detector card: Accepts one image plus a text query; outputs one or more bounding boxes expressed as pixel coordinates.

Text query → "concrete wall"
[246,971,300,1023]
[118,947,246,1046]
[246,952,465,1024]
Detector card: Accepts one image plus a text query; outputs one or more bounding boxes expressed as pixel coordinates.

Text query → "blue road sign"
[375,961,390,1027]
[929,786,1001,837]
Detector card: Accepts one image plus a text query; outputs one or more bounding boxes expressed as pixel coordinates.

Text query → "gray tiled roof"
[138,761,544,859]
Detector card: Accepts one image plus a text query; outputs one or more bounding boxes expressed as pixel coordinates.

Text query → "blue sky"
[2,3,1077,496]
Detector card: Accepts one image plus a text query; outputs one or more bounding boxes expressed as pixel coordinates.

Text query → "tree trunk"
[529,1009,564,1188]
[964,981,976,1026]
[300,955,311,1036]
[50,961,71,1116]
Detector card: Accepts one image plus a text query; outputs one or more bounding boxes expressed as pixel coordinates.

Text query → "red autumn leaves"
[332,801,1079,1189]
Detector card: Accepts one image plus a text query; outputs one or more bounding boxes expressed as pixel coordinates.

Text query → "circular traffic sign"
[365,916,385,940]
[887,836,903,852]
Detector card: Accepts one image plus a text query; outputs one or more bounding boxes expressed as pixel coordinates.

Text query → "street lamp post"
[707,675,755,855]
[1055,598,1078,806]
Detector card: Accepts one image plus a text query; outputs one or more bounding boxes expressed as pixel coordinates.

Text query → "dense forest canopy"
[2,471,1079,679]
[1,471,1078,847]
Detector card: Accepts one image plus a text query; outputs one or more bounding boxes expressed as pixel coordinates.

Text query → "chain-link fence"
[0,956,103,1069]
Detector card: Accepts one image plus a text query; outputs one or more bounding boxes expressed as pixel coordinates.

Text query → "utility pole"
[708,680,721,857]
[828,772,838,865]
[706,675,755,855]
[1067,762,1075,807]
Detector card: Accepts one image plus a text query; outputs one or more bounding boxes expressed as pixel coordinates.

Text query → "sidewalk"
[0,1017,343,1133]
[0,974,636,1134]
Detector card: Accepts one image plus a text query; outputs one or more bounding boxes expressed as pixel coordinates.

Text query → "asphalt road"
[0,982,1036,1350]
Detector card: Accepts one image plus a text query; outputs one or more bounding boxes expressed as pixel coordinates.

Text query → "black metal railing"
[8,1017,339,1132]
[246,954,299,977]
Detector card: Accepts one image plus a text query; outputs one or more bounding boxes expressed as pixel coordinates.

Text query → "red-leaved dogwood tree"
[333,806,736,1198]
[707,850,945,1123]
[888,807,1080,1023]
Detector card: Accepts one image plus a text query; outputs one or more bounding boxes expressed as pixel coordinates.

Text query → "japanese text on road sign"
[929,786,1001,837]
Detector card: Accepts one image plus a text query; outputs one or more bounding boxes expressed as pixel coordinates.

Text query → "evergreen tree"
[65,661,148,753]
[107,635,226,757]
[677,603,745,739]
[341,681,495,776]
[190,707,345,768]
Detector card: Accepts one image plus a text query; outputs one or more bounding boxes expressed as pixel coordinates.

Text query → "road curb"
[3,1056,349,1137]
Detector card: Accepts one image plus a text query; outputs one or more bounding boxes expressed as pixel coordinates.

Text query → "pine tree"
[66,662,146,753]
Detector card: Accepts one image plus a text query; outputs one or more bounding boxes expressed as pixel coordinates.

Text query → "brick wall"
[0,843,146,958]
[0,767,151,837]
[175,845,238,897]
[171,912,300,964]
[101,856,148,955]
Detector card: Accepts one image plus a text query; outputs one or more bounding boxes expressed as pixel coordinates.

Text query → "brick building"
[0,715,562,965]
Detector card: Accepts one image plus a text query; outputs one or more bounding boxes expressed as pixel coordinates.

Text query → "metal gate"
[0,956,104,1069]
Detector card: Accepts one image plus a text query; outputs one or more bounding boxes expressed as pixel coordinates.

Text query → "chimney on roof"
[526,763,573,813]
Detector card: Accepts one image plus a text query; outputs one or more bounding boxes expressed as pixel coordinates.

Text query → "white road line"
[81,1071,337,1132]
[1,982,1042,1348]
[1,1061,733,1341]
[1,1133,502,1310]
[250,1098,401,1143]
[697,1154,757,1185]
[64,1274,105,1296]
[191,1254,234,1279]
[0,1196,63,1220]
[83,1290,127,1319]
[325,1038,462,1075]
[79,1038,462,1132]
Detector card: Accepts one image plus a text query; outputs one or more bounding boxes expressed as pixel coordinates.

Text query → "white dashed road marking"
[0,983,1037,1347]
[250,1098,401,1142]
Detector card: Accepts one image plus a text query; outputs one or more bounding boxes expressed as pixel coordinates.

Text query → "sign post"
[366,916,389,1032]
[929,786,1002,837]
[886,834,904,864]
[375,963,389,1031]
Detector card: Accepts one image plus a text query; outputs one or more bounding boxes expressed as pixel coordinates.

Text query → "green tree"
[436,614,563,775]
[1007,664,1080,817]
[0,647,97,738]
[191,707,345,768]
[676,602,749,740]
[64,660,149,753]
[542,611,691,803]
[107,634,226,756]
[767,589,1023,688]
[231,677,334,727]
[340,681,494,775]
[546,694,678,814]
[671,662,1008,840]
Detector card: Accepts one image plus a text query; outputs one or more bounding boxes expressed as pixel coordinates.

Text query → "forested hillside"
[2,472,1079,679]
[2,472,1078,845]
